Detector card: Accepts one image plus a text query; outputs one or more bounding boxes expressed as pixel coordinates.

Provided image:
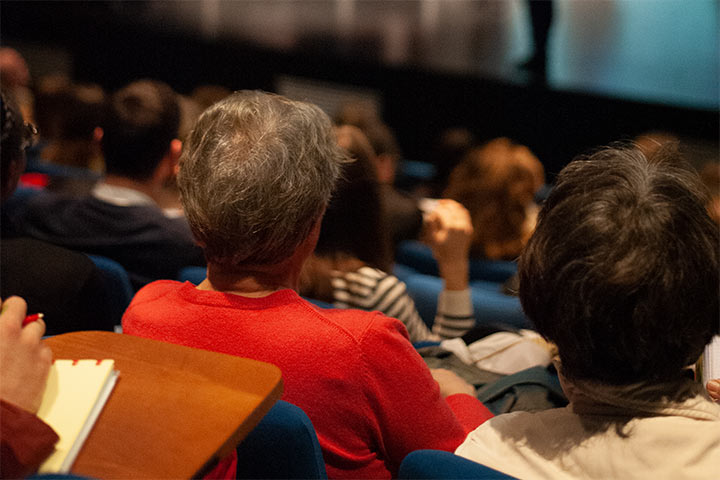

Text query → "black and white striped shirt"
[330,266,474,343]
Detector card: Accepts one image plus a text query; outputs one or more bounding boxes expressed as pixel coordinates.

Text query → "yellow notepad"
[36,359,119,473]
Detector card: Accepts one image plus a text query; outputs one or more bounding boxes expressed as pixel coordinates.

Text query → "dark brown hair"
[519,145,719,385]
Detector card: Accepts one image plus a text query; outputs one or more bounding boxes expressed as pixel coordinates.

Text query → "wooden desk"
[44,331,283,479]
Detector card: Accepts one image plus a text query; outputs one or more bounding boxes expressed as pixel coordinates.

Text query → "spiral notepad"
[37,359,119,473]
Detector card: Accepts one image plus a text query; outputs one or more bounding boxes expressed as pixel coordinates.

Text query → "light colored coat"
[456,375,720,480]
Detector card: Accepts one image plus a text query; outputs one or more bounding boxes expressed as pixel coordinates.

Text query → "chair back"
[396,240,517,283]
[393,264,530,329]
[177,266,206,285]
[236,400,327,479]
[88,255,134,329]
[399,450,517,479]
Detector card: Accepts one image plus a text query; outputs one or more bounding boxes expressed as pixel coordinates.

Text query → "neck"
[198,258,301,297]
[103,175,160,203]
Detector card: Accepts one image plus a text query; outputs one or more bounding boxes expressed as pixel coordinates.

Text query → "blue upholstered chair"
[398,450,517,479]
[395,240,518,283]
[236,400,327,479]
[177,266,206,285]
[393,264,530,329]
[88,255,134,330]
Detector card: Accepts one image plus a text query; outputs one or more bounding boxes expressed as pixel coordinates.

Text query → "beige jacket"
[456,376,720,480]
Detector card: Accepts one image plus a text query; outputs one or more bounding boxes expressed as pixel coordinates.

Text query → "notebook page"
[37,359,117,473]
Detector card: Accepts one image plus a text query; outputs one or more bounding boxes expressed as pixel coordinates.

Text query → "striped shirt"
[330,266,474,343]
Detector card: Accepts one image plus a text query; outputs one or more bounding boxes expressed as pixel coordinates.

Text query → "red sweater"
[122,281,492,479]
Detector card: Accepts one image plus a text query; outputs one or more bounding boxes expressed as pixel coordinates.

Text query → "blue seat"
[395,240,517,283]
[393,264,530,329]
[398,450,517,479]
[236,400,327,479]
[88,255,134,329]
[303,297,335,309]
[177,266,206,284]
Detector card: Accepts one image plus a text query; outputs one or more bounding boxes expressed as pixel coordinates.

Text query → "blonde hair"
[444,138,543,260]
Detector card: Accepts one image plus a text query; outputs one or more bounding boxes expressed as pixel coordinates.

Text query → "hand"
[0,297,53,413]
[430,368,476,398]
[707,379,720,403]
[421,199,473,290]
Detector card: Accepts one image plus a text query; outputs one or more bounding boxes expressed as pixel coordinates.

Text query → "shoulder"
[312,304,410,344]
[1,236,95,275]
[128,280,186,307]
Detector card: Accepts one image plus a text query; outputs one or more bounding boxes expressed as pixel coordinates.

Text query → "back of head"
[102,79,179,180]
[316,125,391,271]
[519,145,719,385]
[178,90,348,266]
[445,137,541,259]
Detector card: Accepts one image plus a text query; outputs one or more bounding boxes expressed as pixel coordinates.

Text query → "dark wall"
[3,1,717,178]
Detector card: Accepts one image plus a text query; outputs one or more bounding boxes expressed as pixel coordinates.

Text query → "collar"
[561,372,720,421]
[92,182,156,207]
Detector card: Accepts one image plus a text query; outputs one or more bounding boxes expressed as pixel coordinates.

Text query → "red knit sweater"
[122,281,492,479]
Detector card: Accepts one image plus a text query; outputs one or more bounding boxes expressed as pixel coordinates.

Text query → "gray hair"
[178,90,350,266]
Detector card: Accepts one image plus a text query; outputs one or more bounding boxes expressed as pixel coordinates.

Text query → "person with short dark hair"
[19,80,205,288]
[123,91,493,479]
[455,145,720,479]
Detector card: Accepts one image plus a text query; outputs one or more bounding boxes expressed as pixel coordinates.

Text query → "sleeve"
[432,288,475,339]
[358,315,493,476]
[373,275,439,344]
[0,399,59,478]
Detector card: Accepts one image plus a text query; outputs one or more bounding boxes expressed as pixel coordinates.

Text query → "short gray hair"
[178,90,349,266]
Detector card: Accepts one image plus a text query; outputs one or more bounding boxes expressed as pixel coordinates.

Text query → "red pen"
[22,313,44,327]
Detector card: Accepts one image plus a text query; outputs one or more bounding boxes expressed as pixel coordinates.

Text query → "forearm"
[433,288,474,339]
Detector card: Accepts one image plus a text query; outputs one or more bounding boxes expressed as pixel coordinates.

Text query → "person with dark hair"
[18,80,205,288]
[335,100,424,247]
[123,91,493,479]
[1,90,116,334]
[455,146,720,479]
[301,125,476,342]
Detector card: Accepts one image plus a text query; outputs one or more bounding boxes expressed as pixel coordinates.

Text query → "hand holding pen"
[0,296,53,413]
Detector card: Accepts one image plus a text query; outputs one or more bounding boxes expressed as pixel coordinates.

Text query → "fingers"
[0,296,28,327]
[707,379,720,402]
[22,317,47,340]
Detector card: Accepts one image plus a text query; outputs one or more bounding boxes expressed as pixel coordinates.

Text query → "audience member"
[444,137,543,261]
[19,80,205,288]
[37,82,106,174]
[123,91,493,479]
[336,100,424,246]
[424,127,476,197]
[301,124,475,341]
[0,296,58,478]
[455,145,720,479]
[1,91,116,333]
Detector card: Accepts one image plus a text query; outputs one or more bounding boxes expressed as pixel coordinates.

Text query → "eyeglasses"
[21,122,38,150]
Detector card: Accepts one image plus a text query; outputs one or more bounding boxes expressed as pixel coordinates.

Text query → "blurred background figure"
[301,125,476,342]
[1,90,116,333]
[444,137,544,261]
[336,100,424,248]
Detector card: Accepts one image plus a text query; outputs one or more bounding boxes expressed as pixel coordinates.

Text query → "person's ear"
[153,139,182,184]
[92,127,104,143]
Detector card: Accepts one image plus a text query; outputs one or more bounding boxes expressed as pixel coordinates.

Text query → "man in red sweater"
[122,90,492,478]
